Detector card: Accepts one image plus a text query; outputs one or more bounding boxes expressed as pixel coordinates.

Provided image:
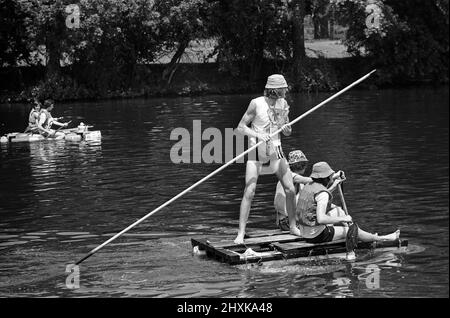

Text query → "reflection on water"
[0,87,448,297]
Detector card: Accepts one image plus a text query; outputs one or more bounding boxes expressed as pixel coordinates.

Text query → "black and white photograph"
[0,0,448,301]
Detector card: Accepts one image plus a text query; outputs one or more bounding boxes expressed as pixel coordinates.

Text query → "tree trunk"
[46,37,61,79]
[45,10,65,79]
[291,0,306,77]
[249,22,265,82]
[320,17,329,38]
[329,10,335,40]
[163,39,189,86]
[313,16,320,39]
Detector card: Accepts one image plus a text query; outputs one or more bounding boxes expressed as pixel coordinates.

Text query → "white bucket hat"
[265,74,288,89]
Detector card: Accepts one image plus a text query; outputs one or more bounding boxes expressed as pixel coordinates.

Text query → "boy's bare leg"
[275,159,301,237]
[234,161,261,244]
[333,227,400,242]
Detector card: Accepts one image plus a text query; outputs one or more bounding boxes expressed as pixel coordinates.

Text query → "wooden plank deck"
[192,234,409,265]
[244,229,290,238]
[212,234,304,250]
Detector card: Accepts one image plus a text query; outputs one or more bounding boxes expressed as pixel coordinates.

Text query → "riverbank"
[0,56,446,103]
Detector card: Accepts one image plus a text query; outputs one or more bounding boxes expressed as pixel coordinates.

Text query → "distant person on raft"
[24,99,42,134]
[36,99,69,139]
[234,74,300,244]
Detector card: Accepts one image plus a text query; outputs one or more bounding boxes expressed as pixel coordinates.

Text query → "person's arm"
[281,101,291,136]
[331,170,345,181]
[315,192,351,225]
[32,112,39,124]
[274,192,285,214]
[274,183,288,220]
[237,100,270,141]
[327,180,339,193]
[37,113,53,135]
[51,119,68,127]
[281,123,292,136]
[293,174,313,185]
[328,170,346,192]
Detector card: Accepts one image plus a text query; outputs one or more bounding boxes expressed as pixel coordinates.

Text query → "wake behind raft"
[191,230,408,265]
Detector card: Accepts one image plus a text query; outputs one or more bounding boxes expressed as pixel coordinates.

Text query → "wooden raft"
[191,230,409,265]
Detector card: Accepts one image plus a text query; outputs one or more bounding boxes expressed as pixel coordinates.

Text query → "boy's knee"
[283,185,296,198]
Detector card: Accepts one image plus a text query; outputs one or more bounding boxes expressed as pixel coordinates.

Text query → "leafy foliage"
[333,0,449,83]
[0,0,30,66]
[208,0,293,79]
[0,0,448,101]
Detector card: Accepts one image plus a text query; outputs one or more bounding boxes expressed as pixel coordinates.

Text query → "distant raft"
[0,124,101,144]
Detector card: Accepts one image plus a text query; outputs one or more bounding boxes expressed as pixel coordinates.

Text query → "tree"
[73,0,210,88]
[0,0,30,67]
[333,0,449,83]
[290,0,307,77]
[209,0,298,80]
[159,0,210,85]
[15,0,71,78]
[72,0,166,89]
[311,0,332,39]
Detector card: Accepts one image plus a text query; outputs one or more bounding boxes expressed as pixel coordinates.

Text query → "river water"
[0,87,448,298]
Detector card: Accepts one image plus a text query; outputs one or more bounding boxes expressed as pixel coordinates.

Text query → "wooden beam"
[191,238,240,264]
[212,234,305,249]
[245,229,289,238]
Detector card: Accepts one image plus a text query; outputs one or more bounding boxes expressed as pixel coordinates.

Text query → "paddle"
[74,69,377,265]
[337,182,359,260]
[45,120,72,138]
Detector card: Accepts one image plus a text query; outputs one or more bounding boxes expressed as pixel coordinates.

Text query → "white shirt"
[249,96,289,150]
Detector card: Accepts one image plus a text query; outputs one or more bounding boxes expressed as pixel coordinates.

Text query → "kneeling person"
[274,151,346,232]
[274,150,312,231]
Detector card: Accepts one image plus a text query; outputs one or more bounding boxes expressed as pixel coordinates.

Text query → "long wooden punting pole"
[75,69,377,265]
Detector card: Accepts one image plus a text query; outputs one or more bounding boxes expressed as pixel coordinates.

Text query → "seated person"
[24,99,42,133]
[297,162,400,244]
